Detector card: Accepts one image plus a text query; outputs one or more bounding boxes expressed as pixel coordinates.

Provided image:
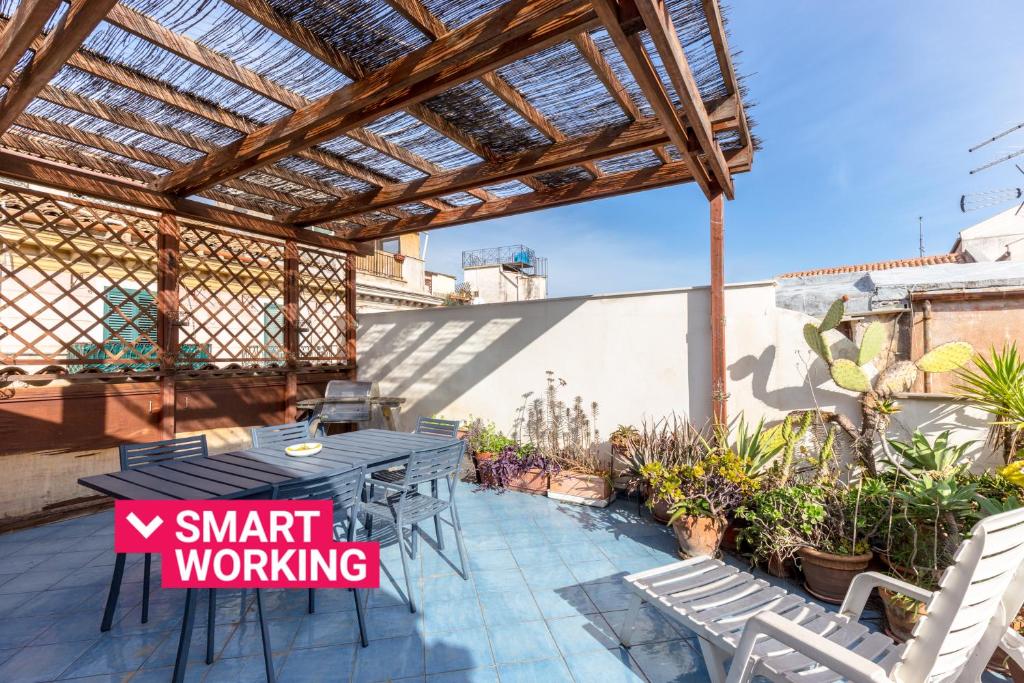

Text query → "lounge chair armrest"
[1001,629,1024,670]
[726,611,890,683]
[840,571,933,622]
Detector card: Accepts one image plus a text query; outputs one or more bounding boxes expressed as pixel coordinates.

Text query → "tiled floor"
[0,489,1003,683]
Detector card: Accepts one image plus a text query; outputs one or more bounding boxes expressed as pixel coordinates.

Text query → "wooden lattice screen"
[0,184,354,379]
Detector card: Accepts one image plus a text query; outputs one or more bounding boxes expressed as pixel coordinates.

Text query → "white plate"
[285,442,322,457]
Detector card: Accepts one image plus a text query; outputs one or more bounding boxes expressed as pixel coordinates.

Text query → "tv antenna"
[917,216,924,257]
[960,123,1024,214]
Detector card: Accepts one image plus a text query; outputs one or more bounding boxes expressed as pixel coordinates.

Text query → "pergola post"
[710,193,727,426]
[344,256,358,379]
[283,239,299,422]
[156,213,180,439]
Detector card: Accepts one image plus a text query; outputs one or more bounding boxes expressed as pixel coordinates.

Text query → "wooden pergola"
[0,0,754,425]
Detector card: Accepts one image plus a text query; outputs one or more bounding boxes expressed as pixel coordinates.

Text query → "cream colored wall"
[357,281,998,470]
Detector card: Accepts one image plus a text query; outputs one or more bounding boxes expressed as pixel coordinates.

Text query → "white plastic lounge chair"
[620,507,1024,683]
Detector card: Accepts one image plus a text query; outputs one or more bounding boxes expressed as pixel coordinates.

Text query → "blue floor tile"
[628,638,708,683]
[366,604,422,640]
[563,646,647,682]
[545,614,618,655]
[423,597,484,634]
[292,609,364,648]
[278,644,357,682]
[426,666,498,683]
[471,567,527,594]
[424,627,495,674]
[0,638,99,683]
[605,605,697,644]
[352,634,425,683]
[59,631,169,679]
[530,585,599,619]
[478,590,543,626]
[486,621,560,665]
[497,658,574,683]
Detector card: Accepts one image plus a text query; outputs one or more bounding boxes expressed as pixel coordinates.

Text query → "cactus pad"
[875,360,919,396]
[830,359,871,393]
[819,299,845,332]
[804,323,832,362]
[916,341,975,373]
[857,321,886,366]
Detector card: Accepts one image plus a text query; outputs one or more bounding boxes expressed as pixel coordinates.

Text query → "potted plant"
[735,484,825,578]
[548,400,615,507]
[954,343,1024,464]
[466,420,515,485]
[476,442,556,494]
[667,451,758,558]
[622,414,709,521]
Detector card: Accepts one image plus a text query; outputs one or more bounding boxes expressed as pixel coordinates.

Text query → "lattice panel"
[0,185,160,371]
[298,245,350,362]
[177,223,286,367]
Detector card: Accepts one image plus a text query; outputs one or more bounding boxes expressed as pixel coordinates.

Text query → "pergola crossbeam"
[0,0,61,84]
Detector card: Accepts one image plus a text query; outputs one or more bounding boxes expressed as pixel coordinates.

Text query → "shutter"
[263,302,284,353]
[103,287,156,343]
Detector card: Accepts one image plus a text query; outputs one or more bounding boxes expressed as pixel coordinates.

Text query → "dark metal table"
[77,429,456,681]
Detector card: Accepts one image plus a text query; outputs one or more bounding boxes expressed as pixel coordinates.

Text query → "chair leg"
[254,588,275,683]
[308,588,316,614]
[432,480,445,550]
[141,553,152,624]
[698,636,729,683]
[450,503,469,580]
[397,526,417,613]
[353,589,368,647]
[172,588,198,683]
[619,594,643,647]
[206,589,217,664]
[101,552,126,631]
[410,524,419,560]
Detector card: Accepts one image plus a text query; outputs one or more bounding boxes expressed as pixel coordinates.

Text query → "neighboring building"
[354,233,450,313]
[461,245,548,304]
[951,205,1024,262]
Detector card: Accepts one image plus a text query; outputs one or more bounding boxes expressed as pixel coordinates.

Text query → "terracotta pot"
[649,498,672,524]
[797,547,873,604]
[879,587,927,642]
[672,515,727,558]
[1009,653,1024,682]
[505,467,549,494]
[722,518,748,553]
[473,452,496,487]
[549,472,614,507]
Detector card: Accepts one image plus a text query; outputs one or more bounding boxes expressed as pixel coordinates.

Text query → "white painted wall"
[358,281,999,470]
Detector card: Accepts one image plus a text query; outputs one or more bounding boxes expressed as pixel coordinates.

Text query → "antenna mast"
[918,216,924,257]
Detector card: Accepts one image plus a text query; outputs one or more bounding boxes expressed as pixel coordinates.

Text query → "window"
[378,238,400,255]
[103,286,156,343]
[263,301,284,357]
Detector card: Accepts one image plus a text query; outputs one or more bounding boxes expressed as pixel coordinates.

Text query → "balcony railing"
[354,250,404,280]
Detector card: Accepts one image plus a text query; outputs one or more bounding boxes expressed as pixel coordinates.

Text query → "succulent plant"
[802,297,974,475]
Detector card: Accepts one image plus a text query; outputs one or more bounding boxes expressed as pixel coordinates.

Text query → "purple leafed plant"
[478,444,559,490]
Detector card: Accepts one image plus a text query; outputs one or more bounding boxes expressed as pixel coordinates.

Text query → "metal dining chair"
[273,467,369,647]
[370,417,461,548]
[251,421,312,449]
[115,435,207,625]
[312,380,372,435]
[362,440,469,613]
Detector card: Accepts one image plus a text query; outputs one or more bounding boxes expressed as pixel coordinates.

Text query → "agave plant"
[726,414,784,480]
[954,343,1024,464]
[886,430,973,479]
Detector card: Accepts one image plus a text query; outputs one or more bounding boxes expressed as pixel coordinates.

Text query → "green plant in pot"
[624,414,709,521]
[466,420,515,486]
[735,484,824,577]
[666,451,759,558]
[954,343,1024,464]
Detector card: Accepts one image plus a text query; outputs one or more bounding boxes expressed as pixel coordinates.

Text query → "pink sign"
[115,500,380,589]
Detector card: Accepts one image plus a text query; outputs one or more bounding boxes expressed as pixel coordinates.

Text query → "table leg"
[173,588,198,683]
[101,552,127,631]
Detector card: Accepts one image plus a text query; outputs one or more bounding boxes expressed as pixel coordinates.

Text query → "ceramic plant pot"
[506,467,549,494]
[879,587,927,642]
[548,472,615,507]
[797,547,873,604]
[672,515,727,558]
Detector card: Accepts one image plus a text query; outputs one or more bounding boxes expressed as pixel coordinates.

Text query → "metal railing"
[354,250,404,280]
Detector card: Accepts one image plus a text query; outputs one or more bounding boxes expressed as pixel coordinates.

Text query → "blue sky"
[423,2,1024,297]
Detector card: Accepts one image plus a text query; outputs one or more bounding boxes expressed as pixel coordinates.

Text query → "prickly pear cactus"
[874,360,919,396]
[819,298,845,332]
[916,341,974,373]
[803,323,832,363]
[857,321,886,367]
[830,358,872,393]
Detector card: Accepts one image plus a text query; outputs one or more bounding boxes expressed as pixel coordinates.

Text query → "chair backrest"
[318,380,372,423]
[119,435,208,470]
[415,417,461,440]
[894,506,1024,683]
[272,466,366,514]
[402,440,466,488]
[252,422,311,449]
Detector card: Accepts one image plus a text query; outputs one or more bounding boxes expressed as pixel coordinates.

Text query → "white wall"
[358,281,998,469]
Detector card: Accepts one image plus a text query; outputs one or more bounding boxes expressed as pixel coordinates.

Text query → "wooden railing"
[354,250,404,280]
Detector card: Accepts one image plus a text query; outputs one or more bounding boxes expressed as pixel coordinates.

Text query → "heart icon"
[127,512,163,539]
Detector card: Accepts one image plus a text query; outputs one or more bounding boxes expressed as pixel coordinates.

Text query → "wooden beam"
[0,0,61,83]
[345,146,751,240]
[632,0,733,197]
[106,3,485,205]
[290,117,671,226]
[387,0,603,179]
[344,256,358,372]
[0,148,373,254]
[157,0,598,195]
[709,192,726,424]
[700,0,752,152]
[591,0,714,197]
[156,212,180,437]
[571,31,641,121]
[0,0,118,133]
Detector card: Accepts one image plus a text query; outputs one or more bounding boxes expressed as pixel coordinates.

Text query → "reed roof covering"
[0,0,756,250]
